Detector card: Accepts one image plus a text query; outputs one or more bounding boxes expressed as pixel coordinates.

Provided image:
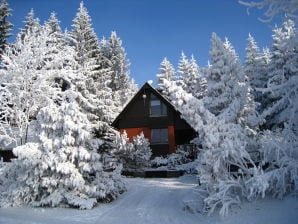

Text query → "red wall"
[120,126,176,154]
[168,125,176,153]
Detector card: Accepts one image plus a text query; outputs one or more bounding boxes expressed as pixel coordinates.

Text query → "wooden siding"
[112,82,197,157]
[121,125,176,157]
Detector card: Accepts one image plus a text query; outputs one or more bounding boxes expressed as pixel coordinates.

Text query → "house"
[112,82,197,157]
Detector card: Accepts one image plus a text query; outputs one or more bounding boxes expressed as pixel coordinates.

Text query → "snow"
[0,175,297,224]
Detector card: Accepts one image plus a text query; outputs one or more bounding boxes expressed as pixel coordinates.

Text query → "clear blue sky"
[7,0,279,87]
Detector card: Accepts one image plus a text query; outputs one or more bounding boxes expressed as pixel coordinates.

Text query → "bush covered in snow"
[151,149,191,168]
[114,131,152,171]
[0,95,126,209]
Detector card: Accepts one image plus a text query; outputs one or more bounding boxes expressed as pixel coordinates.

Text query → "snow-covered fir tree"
[0,0,12,63]
[239,0,298,22]
[157,57,175,88]
[184,55,207,99]
[102,31,137,115]
[69,3,137,123]
[18,9,41,42]
[244,34,272,112]
[250,20,298,200]
[262,19,297,130]
[161,79,257,216]
[0,92,125,209]
[176,52,189,87]
[69,1,100,71]
[205,33,257,126]
[106,31,130,92]
[0,24,54,146]
[245,34,262,90]
[114,131,152,170]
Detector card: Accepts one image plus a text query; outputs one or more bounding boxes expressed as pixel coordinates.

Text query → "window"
[150,94,167,116]
[151,128,168,144]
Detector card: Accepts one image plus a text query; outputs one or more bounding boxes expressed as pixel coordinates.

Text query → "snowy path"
[0,175,298,224]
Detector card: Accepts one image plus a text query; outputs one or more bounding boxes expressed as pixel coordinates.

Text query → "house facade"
[112,82,197,157]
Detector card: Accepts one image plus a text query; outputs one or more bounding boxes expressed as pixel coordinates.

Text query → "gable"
[111,82,194,131]
[112,83,175,127]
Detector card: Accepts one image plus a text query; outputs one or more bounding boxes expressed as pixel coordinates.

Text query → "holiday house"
[112,82,197,157]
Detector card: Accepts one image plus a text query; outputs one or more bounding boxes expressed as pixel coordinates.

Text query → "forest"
[0,0,297,217]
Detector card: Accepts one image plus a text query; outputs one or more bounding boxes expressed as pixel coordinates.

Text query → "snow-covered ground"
[0,175,297,224]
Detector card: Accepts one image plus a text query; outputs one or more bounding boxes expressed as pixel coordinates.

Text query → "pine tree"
[161,79,256,216]
[262,19,298,130]
[157,57,175,89]
[184,55,207,99]
[0,93,125,209]
[0,0,12,63]
[18,9,41,42]
[68,2,116,124]
[0,23,54,146]
[245,34,261,90]
[244,34,272,114]
[104,31,137,113]
[205,33,251,124]
[107,31,130,92]
[69,1,100,71]
[176,52,189,87]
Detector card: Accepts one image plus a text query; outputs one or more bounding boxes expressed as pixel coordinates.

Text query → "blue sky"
[7,0,279,87]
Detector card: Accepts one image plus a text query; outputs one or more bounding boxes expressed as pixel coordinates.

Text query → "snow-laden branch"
[239,0,298,22]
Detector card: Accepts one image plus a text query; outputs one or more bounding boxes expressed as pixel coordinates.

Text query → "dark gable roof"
[111,82,178,128]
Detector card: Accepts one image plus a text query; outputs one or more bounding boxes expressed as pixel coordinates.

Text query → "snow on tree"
[205,33,258,127]
[69,1,100,70]
[161,79,257,216]
[68,2,118,125]
[157,57,175,88]
[18,9,41,42]
[0,92,126,209]
[0,24,54,147]
[247,20,298,200]
[114,131,152,170]
[101,31,137,116]
[106,31,130,92]
[239,0,298,22]
[177,52,189,81]
[67,2,136,125]
[261,19,297,130]
[0,0,12,64]
[246,125,298,201]
[245,34,262,90]
[244,34,272,112]
[184,55,207,99]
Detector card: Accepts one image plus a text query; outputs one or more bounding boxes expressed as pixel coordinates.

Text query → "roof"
[111,82,179,128]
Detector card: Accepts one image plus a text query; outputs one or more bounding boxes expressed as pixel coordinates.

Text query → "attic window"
[150,94,167,116]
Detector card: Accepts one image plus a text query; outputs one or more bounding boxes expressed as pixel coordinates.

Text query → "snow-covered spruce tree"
[0,92,125,209]
[261,19,297,130]
[102,31,137,115]
[246,20,298,200]
[157,57,175,88]
[0,0,12,63]
[161,80,257,216]
[176,52,190,87]
[68,2,110,122]
[0,23,54,147]
[114,131,152,170]
[18,9,41,42]
[184,55,207,99]
[239,0,298,22]
[244,34,272,113]
[205,33,258,128]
